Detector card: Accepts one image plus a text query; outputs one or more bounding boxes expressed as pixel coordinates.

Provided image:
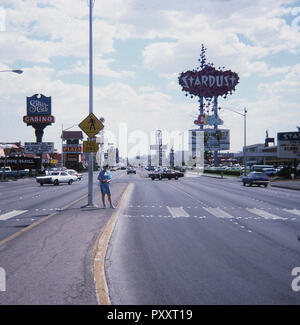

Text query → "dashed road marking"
[247,208,288,220]
[0,210,28,221]
[167,206,190,218]
[203,207,234,219]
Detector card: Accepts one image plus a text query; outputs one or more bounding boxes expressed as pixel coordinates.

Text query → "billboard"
[24,142,54,154]
[26,94,51,116]
[277,132,300,159]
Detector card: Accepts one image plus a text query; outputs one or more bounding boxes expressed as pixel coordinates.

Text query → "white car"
[65,169,83,181]
[36,171,77,186]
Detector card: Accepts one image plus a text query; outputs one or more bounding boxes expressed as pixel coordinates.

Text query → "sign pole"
[87,0,95,207]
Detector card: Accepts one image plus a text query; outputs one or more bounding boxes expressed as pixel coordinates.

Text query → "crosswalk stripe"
[203,207,234,219]
[0,210,28,221]
[246,208,287,220]
[167,207,190,218]
[283,209,300,217]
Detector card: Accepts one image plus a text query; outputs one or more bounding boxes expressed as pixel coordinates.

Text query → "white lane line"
[167,206,190,218]
[283,209,300,217]
[247,208,287,220]
[203,207,234,219]
[0,210,28,221]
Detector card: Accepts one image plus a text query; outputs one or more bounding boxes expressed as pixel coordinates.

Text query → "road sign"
[79,113,104,138]
[24,142,54,154]
[83,140,99,153]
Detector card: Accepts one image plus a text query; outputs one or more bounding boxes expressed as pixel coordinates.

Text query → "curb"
[93,182,133,305]
[271,184,300,191]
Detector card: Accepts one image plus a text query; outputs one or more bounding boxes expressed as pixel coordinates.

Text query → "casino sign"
[178,66,239,98]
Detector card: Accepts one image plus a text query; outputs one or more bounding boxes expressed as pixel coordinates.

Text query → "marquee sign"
[277,131,300,159]
[179,66,239,98]
[26,94,51,116]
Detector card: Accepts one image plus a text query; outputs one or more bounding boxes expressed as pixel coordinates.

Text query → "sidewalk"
[270,179,300,191]
[187,171,300,191]
[0,182,129,305]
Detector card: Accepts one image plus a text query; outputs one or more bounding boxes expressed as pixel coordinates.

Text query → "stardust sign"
[178,66,239,98]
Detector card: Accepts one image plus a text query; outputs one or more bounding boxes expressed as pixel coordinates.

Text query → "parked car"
[242,172,269,187]
[127,167,136,174]
[148,169,184,181]
[66,169,83,180]
[262,168,278,177]
[36,171,77,186]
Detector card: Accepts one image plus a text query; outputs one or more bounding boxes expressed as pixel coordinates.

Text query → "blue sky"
[0,0,300,158]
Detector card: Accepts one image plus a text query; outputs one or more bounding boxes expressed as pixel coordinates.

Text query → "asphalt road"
[0,170,124,242]
[106,171,300,304]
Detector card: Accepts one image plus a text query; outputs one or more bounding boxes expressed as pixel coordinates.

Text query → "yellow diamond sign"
[78,113,104,138]
[83,140,99,153]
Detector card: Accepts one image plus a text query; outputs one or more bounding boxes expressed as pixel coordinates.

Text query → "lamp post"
[0,69,23,74]
[221,107,247,175]
[0,69,23,181]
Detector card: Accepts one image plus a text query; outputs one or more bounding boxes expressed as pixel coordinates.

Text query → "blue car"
[242,172,269,187]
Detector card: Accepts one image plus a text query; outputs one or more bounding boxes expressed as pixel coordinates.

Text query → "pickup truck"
[1,167,29,179]
[148,169,184,181]
[36,171,77,186]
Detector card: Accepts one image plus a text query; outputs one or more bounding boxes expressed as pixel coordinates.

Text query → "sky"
[0,0,300,158]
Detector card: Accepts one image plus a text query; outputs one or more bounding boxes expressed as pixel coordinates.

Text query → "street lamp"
[221,107,247,175]
[0,69,23,74]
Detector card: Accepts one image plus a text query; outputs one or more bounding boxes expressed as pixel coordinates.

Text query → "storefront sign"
[63,144,82,153]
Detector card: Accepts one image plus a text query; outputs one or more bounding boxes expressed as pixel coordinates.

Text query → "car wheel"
[151,177,155,181]
[243,182,246,186]
[54,179,59,186]
[264,184,268,187]
[68,179,73,185]
[175,176,179,180]
[40,183,43,186]
[249,183,252,187]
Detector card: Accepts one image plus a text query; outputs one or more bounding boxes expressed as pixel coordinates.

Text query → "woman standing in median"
[97,165,115,209]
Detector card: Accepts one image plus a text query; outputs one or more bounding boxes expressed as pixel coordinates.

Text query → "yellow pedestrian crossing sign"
[83,140,99,153]
[78,113,104,138]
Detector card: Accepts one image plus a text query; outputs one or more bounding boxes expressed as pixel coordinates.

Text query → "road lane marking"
[203,207,234,219]
[283,209,300,217]
[167,206,190,218]
[0,210,28,221]
[246,208,287,220]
